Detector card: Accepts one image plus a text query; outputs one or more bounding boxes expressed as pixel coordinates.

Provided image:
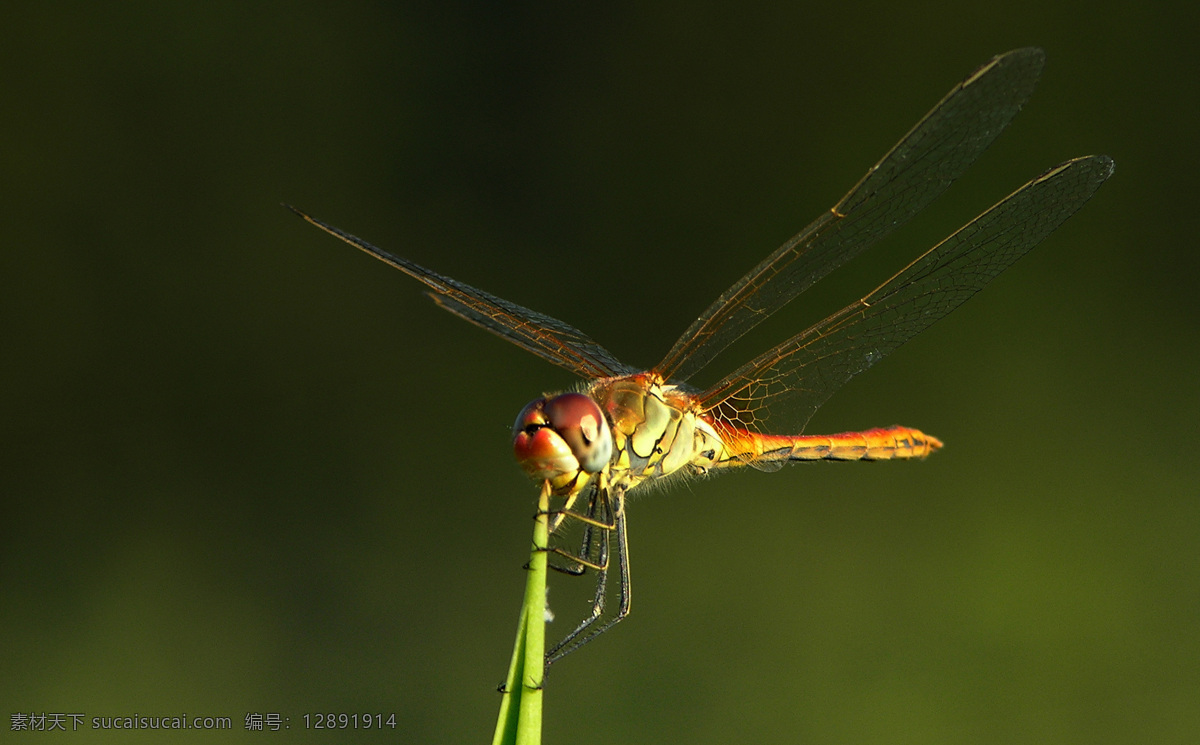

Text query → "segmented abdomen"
[713,424,943,465]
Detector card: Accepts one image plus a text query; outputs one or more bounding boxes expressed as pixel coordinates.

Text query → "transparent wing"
[655,47,1046,383]
[698,155,1114,434]
[288,207,636,380]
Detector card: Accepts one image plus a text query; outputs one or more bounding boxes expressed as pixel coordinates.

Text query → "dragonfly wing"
[288,207,635,380]
[699,155,1114,434]
[655,48,1046,383]
[429,293,638,378]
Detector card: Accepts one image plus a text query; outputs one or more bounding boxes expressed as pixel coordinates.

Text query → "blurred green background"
[3,2,1196,743]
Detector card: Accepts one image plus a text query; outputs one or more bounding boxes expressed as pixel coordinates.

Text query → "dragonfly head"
[512,392,613,489]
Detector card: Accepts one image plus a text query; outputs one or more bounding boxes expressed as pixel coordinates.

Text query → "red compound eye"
[512,393,612,478]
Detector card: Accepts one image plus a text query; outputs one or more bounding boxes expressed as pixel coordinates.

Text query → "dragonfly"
[289,48,1112,668]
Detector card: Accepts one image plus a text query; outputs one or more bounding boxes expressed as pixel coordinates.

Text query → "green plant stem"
[492,482,549,745]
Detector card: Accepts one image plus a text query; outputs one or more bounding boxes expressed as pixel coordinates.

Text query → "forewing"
[699,155,1114,433]
[655,48,1046,383]
[288,207,635,380]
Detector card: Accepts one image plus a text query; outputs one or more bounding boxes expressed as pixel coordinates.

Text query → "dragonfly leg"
[539,505,617,532]
[534,486,613,574]
[541,488,583,534]
[545,489,631,667]
[543,546,606,573]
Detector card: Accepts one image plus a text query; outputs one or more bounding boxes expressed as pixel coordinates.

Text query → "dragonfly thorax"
[594,376,726,488]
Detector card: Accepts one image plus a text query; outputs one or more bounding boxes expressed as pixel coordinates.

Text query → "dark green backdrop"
[3,3,1196,744]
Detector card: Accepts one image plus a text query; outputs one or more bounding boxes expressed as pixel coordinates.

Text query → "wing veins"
[699,155,1114,430]
[286,206,633,379]
[654,48,1046,383]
